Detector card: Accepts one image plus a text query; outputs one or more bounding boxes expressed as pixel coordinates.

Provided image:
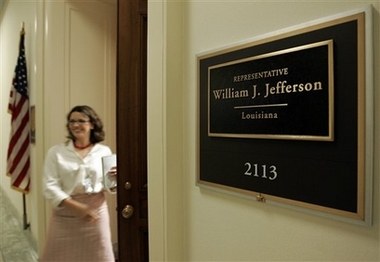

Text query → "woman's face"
[68,111,94,141]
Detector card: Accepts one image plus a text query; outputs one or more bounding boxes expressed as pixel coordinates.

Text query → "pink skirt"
[40,192,115,262]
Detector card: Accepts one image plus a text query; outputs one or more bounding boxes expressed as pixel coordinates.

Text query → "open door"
[116,0,148,261]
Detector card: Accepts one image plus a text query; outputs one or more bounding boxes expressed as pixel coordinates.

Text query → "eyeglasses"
[68,119,90,125]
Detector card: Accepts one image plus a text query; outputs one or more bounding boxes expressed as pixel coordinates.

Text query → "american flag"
[7,30,30,193]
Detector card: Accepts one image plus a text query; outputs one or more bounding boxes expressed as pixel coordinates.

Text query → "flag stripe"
[8,90,14,113]
[8,101,29,149]
[8,110,29,154]
[7,100,29,166]
[12,160,30,190]
[8,130,29,174]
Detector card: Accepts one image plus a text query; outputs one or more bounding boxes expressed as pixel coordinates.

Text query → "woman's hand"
[81,207,99,223]
[108,166,117,177]
[105,166,117,193]
[62,197,100,223]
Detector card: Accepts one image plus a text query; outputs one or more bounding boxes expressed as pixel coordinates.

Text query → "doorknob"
[122,205,134,219]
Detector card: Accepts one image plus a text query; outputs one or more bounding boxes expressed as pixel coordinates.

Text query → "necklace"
[74,142,93,150]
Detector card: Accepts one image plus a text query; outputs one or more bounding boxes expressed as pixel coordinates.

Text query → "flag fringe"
[11,185,29,195]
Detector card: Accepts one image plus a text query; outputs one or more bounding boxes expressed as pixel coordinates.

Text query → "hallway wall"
[148,1,380,261]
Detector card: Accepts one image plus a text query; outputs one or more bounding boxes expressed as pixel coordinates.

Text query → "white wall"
[148,0,380,261]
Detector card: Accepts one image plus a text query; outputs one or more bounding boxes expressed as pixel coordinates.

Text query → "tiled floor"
[0,188,38,262]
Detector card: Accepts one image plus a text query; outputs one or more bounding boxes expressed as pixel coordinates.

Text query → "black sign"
[208,41,334,141]
[198,12,369,222]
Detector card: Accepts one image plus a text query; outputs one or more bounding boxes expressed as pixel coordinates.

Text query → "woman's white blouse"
[43,140,113,208]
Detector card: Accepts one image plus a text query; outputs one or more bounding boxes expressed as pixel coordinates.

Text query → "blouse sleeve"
[43,146,70,209]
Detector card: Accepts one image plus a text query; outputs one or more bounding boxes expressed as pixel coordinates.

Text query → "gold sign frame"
[207,40,335,141]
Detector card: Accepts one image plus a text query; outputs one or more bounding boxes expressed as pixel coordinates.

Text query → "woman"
[40,105,116,262]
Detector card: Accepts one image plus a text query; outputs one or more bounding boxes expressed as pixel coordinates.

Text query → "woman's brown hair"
[66,105,105,143]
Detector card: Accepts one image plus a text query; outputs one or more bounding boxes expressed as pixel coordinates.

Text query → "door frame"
[145,1,185,261]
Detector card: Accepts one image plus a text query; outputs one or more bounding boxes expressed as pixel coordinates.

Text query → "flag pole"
[23,193,30,230]
[20,21,29,230]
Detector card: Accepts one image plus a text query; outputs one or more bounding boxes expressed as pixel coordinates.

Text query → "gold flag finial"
[20,22,25,35]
